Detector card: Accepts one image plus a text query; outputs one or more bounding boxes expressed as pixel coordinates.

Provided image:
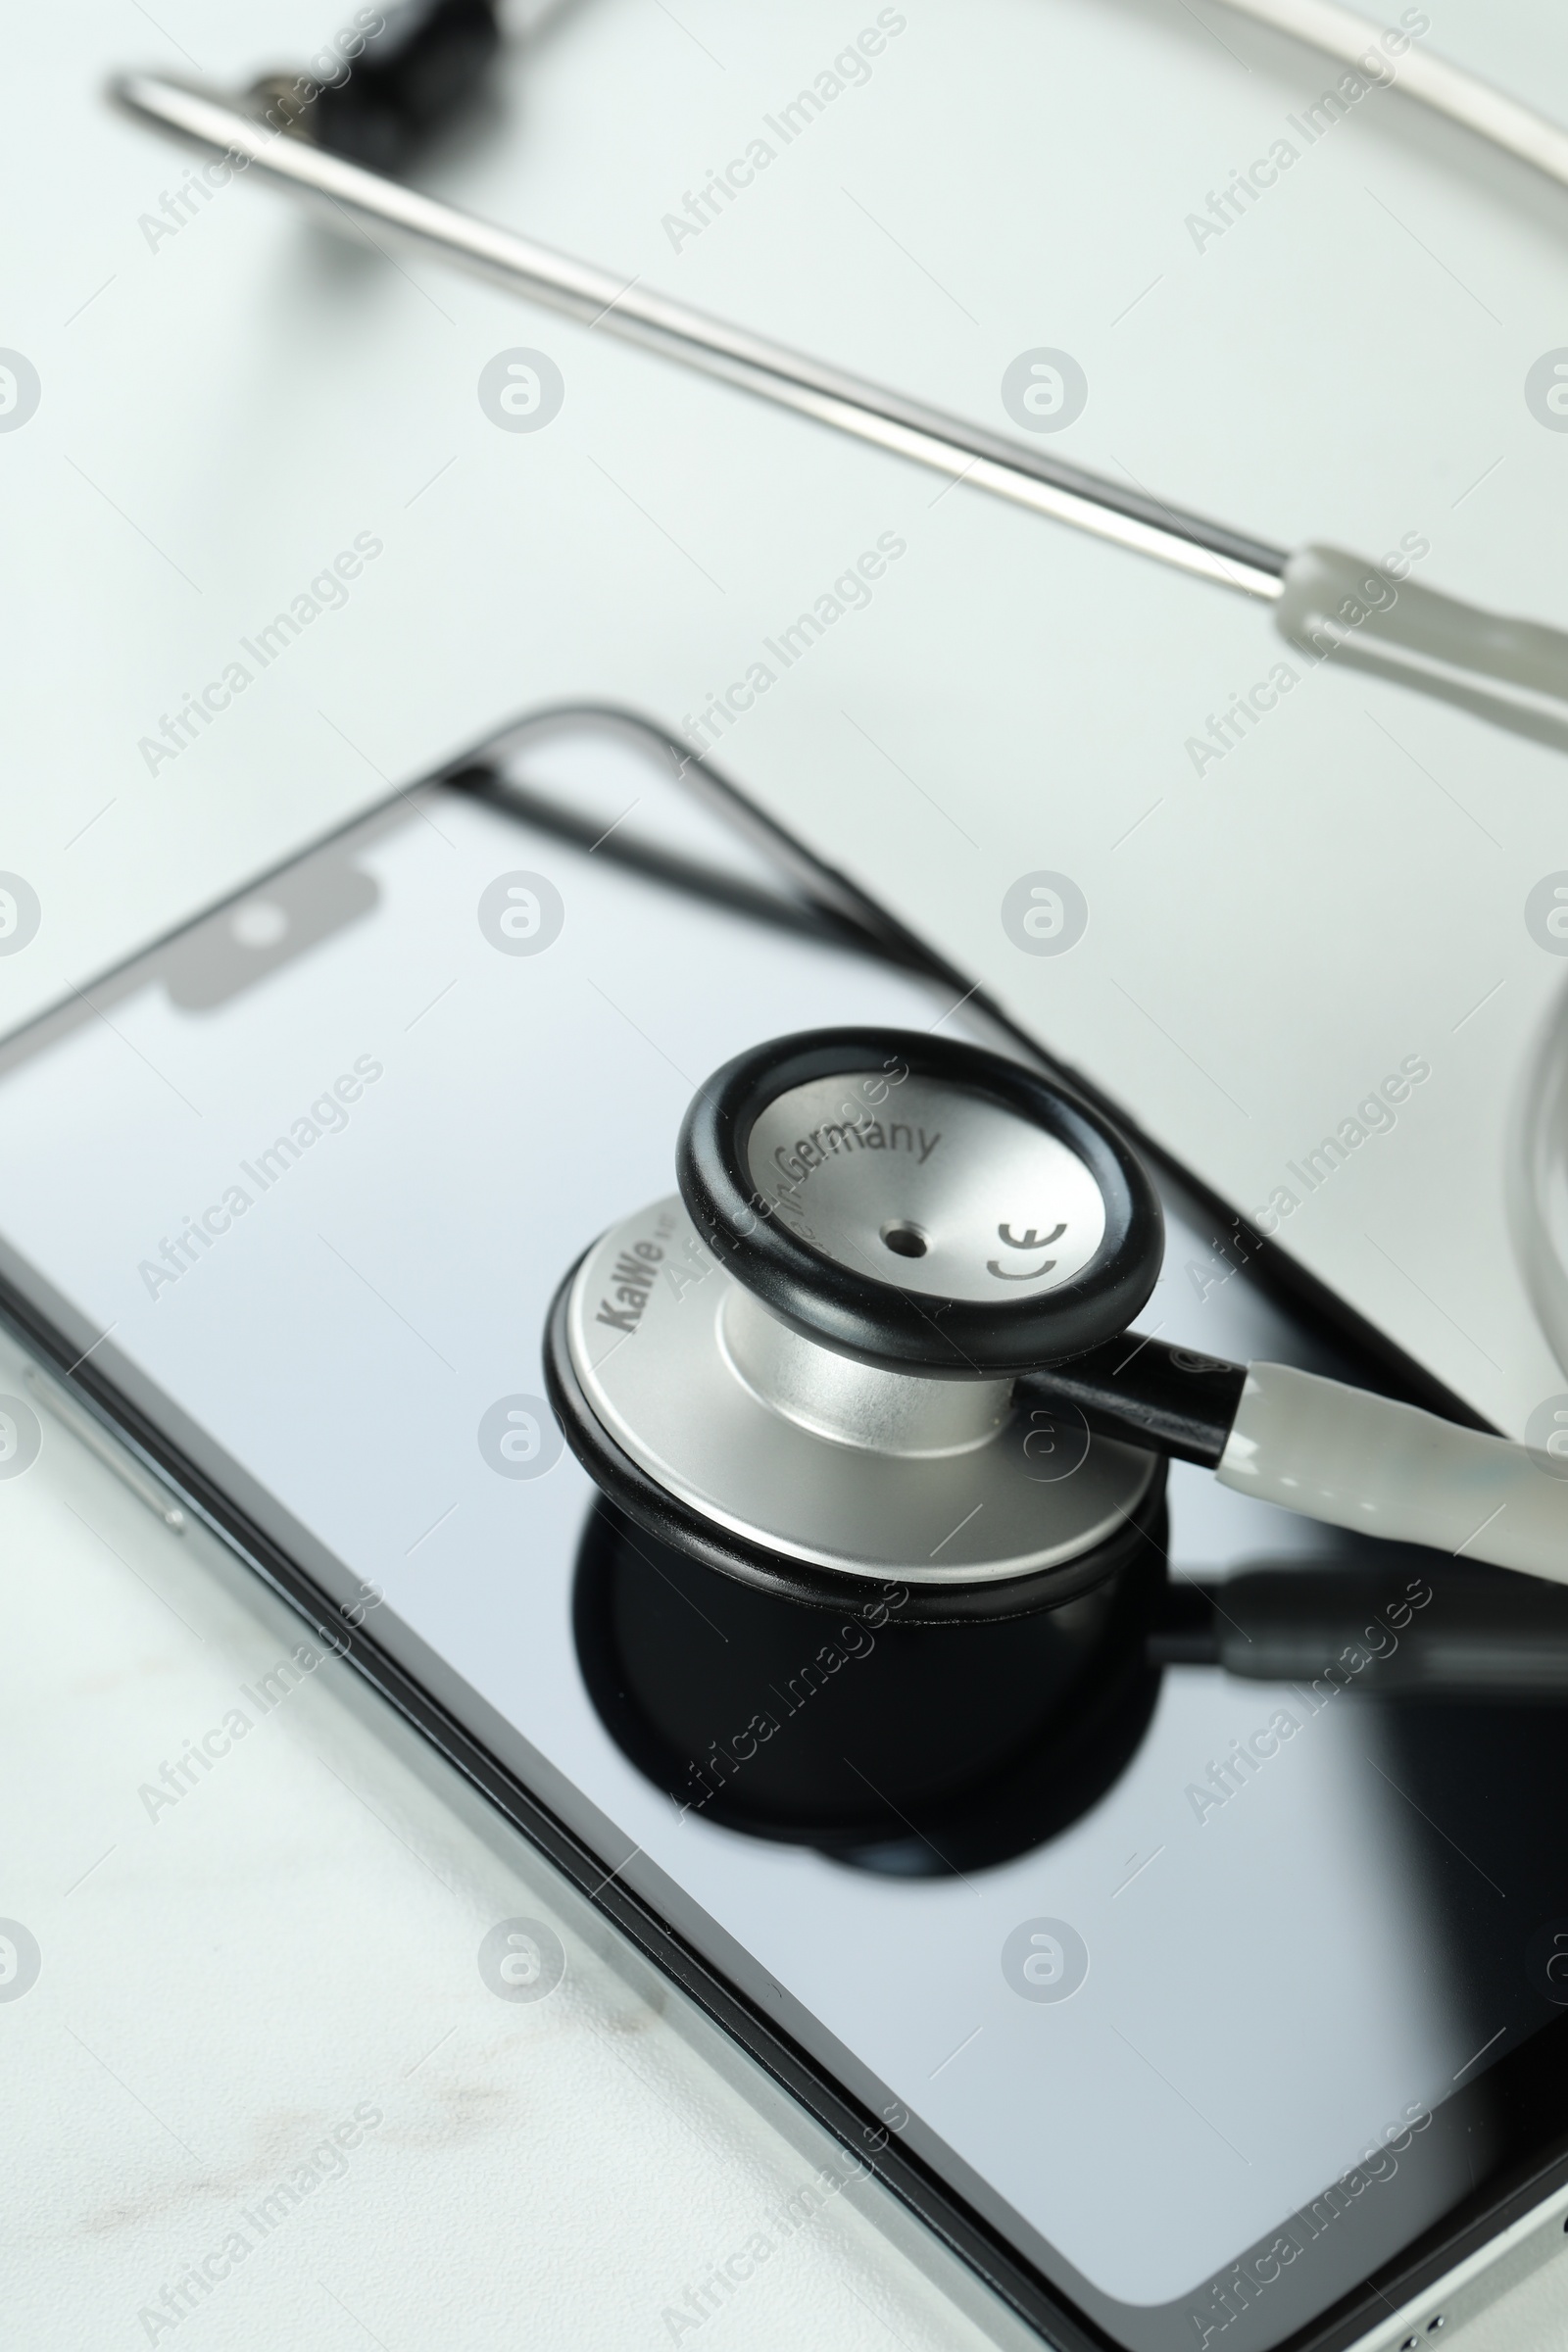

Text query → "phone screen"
[1,716,1564,2351]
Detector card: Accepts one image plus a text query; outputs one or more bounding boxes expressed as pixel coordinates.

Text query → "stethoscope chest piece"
[547,1025,1568,1607]
[546,1028,1167,1620]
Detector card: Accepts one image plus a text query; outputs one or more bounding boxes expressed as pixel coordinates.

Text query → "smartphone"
[2,709,1567,2352]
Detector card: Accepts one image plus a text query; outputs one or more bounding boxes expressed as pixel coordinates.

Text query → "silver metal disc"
[567,1197,1157,1588]
[749,1071,1108,1302]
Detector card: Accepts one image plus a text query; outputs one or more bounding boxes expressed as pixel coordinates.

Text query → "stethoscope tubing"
[114,70,1568,755]
[113,73,1287,601]
[1225,0,1568,192]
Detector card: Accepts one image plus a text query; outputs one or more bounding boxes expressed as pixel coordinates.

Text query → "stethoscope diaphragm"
[547,1027,1170,1618]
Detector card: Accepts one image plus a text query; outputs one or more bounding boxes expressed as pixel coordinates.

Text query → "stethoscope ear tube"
[1276,547,1568,756]
[115,74,1568,747]
[1034,1341,1568,1584]
[1214,1363,1568,1585]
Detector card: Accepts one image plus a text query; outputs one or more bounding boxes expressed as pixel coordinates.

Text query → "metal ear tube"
[115,73,1568,756]
[545,1026,1568,1618]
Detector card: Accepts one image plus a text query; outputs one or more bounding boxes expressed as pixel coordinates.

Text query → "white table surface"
[8,0,1568,2341]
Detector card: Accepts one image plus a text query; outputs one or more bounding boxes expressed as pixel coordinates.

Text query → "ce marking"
[987,1221,1065,1281]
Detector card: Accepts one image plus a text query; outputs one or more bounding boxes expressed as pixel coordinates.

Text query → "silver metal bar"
[114,73,1287,603]
[1222,0,1568,196]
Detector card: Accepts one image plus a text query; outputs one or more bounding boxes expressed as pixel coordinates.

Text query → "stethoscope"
[111,6,1568,1578]
[543,1025,1568,1620]
[115,7,1568,756]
